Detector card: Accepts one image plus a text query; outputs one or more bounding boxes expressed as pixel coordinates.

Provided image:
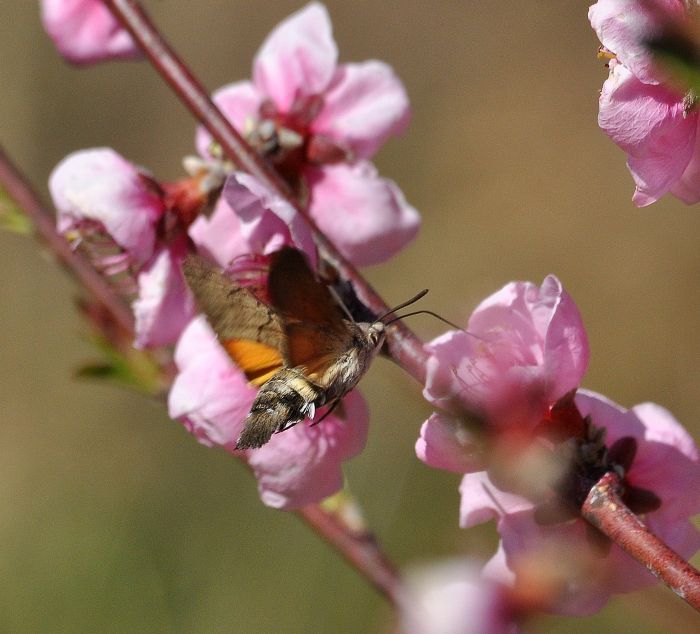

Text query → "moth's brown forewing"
[181,255,286,385]
[183,248,385,450]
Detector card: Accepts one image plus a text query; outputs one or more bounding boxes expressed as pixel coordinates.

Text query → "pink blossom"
[196,2,419,266]
[168,317,369,510]
[462,390,700,615]
[168,317,257,449]
[402,560,521,634]
[590,0,700,205]
[49,148,195,348]
[420,275,588,463]
[132,239,196,349]
[41,0,141,65]
[222,172,317,266]
[50,148,162,263]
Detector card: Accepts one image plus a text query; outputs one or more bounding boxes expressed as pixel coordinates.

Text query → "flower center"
[246,94,351,195]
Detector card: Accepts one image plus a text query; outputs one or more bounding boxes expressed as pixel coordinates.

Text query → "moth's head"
[361,320,385,349]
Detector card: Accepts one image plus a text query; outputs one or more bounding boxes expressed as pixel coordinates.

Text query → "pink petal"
[50,148,162,263]
[424,276,587,429]
[132,240,196,349]
[415,413,483,473]
[670,127,700,204]
[494,511,614,616]
[403,560,515,634]
[168,317,256,450]
[248,390,369,510]
[41,0,141,65]
[195,81,263,158]
[313,61,411,159]
[458,472,533,529]
[253,2,337,112]
[305,162,420,266]
[422,330,473,412]
[598,62,696,206]
[223,172,318,266]
[539,276,590,400]
[588,0,687,85]
[188,197,251,267]
[577,390,700,535]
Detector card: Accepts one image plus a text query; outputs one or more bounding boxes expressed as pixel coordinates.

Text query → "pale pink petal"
[41,0,141,65]
[132,240,196,349]
[458,472,533,529]
[188,197,251,267]
[416,413,483,473]
[670,127,700,204]
[479,391,700,614]
[539,276,590,399]
[50,148,162,263]
[248,390,369,510]
[305,162,420,266]
[598,62,696,206]
[424,276,587,429]
[223,172,318,266]
[576,390,700,537]
[495,511,613,616]
[422,330,473,412]
[588,0,687,85]
[313,61,411,159]
[195,81,263,157]
[253,2,337,112]
[168,317,256,450]
[403,560,518,634]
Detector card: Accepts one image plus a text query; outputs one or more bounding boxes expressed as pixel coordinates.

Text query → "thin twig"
[0,146,135,336]
[582,471,700,611]
[102,0,428,385]
[298,505,410,609]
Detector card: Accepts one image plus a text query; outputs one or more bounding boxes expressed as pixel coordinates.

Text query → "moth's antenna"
[383,310,466,332]
[328,285,357,322]
[376,289,429,322]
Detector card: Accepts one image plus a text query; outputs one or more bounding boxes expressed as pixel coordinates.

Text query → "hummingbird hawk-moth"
[182,247,387,450]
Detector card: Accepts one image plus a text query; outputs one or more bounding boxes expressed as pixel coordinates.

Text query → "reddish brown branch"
[298,505,409,609]
[102,0,428,385]
[0,146,135,337]
[582,471,700,611]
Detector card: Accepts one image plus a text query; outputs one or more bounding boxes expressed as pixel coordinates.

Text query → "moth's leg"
[309,399,340,427]
[276,418,301,433]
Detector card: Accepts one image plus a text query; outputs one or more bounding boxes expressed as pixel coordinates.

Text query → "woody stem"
[101,0,428,385]
[0,146,135,336]
[582,471,700,611]
[298,505,411,610]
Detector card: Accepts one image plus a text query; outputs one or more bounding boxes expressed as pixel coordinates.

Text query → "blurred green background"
[1,1,699,632]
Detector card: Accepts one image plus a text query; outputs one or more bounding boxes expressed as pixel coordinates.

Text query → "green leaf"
[76,336,164,396]
[0,187,32,235]
[644,26,700,96]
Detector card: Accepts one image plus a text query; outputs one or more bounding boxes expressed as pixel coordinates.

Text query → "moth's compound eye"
[369,322,385,346]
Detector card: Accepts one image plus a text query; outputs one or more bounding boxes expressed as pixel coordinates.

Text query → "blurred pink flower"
[196,2,419,266]
[402,560,521,634]
[589,0,700,205]
[168,317,369,510]
[50,147,195,348]
[418,275,589,471]
[41,0,141,65]
[466,390,700,615]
